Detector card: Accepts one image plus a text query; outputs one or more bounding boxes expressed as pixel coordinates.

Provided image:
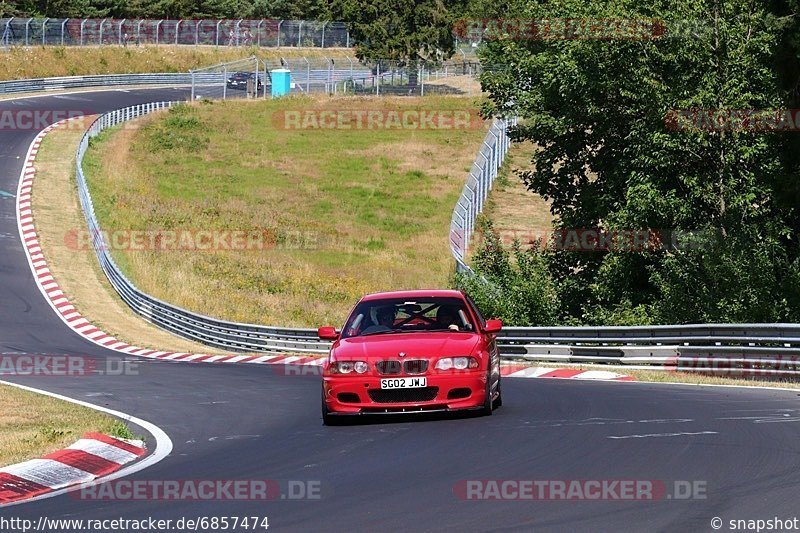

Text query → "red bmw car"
[318,290,503,425]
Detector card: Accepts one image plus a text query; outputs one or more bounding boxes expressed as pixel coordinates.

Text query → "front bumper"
[323,371,486,414]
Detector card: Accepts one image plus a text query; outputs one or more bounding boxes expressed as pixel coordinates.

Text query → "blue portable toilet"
[271,68,291,98]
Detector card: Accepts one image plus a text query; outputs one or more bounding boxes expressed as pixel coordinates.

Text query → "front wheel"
[481,371,494,416]
[321,387,339,426]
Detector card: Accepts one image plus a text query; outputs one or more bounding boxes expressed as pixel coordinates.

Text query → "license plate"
[380,377,427,389]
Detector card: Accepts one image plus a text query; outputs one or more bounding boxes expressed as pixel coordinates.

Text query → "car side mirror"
[484,319,503,334]
[317,326,339,341]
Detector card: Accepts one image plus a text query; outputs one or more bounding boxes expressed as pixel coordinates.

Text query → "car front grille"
[403,360,428,374]
[368,387,439,403]
[376,360,402,375]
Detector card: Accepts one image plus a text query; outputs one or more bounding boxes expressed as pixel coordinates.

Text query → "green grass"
[84,95,487,327]
[0,383,138,467]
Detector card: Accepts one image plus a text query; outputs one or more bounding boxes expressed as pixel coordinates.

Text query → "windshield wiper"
[360,329,401,337]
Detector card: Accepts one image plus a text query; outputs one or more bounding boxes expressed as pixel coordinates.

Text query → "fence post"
[321,21,327,48]
[277,20,282,47]
[376,62,380,96]
[25,18,32,46]
[304,57,310,93]
[297,21,303,47]
[41,18,48,46]
[223,66,227,99]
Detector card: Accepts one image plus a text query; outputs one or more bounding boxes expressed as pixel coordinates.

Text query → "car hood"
[331,332,481,360]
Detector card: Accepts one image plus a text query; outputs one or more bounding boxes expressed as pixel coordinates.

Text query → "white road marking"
[607,431,718,440]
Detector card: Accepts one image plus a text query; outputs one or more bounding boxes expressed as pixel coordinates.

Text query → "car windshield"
[341,297,474,338]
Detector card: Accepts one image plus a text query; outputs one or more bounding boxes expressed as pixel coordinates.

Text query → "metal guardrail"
[0,73,212,95]
[71,103,800,373]
[500,324,800,374]
[449,117,516,272]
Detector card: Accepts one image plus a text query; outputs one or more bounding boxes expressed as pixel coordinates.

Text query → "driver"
[361,305,397,334]
[436,305,461,331]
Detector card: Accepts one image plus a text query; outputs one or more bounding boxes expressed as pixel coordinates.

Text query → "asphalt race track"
[2,89,800,532]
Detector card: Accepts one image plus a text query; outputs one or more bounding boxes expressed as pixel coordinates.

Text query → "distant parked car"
[318,289,503,425]
[226,71,263,91]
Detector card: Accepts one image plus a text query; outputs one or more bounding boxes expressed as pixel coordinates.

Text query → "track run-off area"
[1,89,800,532]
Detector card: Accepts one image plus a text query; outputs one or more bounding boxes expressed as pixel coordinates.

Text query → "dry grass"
[0,383,124,467]
[0,45,354,81]
[33,123,221,353]
[84,95,487,327]
[482,140,553,237]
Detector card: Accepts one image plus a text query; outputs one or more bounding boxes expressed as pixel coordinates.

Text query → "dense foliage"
[472,0,800,325]
[0,0,336,20]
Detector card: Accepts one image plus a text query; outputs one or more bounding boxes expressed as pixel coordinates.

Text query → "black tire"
[481,369,494,416]
[321,387,339,426]
[493,379,503,409]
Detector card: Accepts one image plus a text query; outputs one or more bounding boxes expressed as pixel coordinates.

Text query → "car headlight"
[435,358,453,371]
[332,361,368,374]
[435,357,479,370]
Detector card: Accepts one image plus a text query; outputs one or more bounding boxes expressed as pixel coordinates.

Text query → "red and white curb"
[500,365,634,381]
[0,433,145,505]
[16,120,633,383]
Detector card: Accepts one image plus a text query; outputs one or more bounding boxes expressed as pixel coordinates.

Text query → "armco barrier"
[72,104,800,371]
[0,73,206,95]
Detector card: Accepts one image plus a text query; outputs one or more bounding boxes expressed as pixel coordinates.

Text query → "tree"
[476,0,800,324]
[336,0,467,81]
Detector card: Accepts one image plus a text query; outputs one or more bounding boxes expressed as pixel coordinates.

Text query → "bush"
[453,219,558,326]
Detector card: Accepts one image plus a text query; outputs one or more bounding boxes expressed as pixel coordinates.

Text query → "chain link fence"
[191,57,489,99]
[0,18,350,48]
[190,57,262,100]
